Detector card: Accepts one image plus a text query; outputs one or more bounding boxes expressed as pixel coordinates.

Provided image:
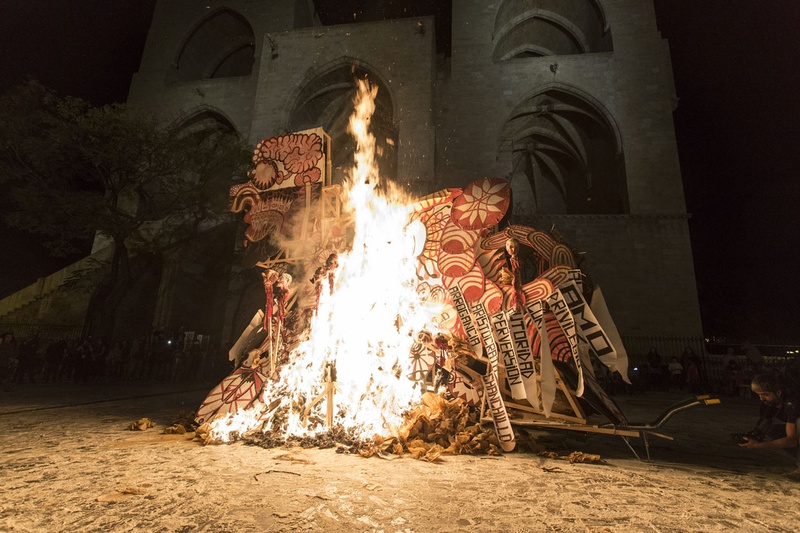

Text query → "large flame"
[211,79,442,442]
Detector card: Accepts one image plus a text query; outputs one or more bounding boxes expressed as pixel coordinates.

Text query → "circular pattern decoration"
[451,178,510,230]
[447,369,484,407]
[407,340,436,381]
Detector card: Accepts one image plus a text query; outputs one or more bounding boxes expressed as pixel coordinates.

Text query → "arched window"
[500,87,626,214]
[493,0,612,61]
[174,8,255,82]
[177,108,238,136]
[288,62,398,185]
[137,109,241,220]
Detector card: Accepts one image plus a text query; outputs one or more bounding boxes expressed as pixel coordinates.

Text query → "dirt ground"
[1,381,798,533]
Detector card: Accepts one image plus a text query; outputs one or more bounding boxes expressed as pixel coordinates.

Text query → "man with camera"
[737,374,800,479]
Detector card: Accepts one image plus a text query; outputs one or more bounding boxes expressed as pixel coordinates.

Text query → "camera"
[731,432,761,444]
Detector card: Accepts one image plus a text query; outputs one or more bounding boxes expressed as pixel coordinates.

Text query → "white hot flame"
[216,79,442,441]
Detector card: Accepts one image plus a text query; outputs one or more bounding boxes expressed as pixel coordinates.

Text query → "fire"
[209,79,443,443]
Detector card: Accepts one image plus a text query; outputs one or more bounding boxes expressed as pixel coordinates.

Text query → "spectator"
[15,333,40,383]
[743,342,764,373]
[739,374,800,480]
[43,338,67,383]
[668,357,684,390]
[682,346,705,390]
[75,338,93,383]
[0,332,20,392]
[725,358,741,396]
[646,347,664,391]
[127,335,146,380]
[106,341,123,380]
[686,358,702,394]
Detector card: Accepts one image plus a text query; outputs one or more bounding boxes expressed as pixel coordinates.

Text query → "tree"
[0,81,251,339]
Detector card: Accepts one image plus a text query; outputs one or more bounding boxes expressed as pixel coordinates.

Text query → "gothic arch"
[176,106,239,135]
[285,58,398,185]
[493,0,612,61]
[173,7,255,82]
[170,105,242,209]
[499,84,627,215]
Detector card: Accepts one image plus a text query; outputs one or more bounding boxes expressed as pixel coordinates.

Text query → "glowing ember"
[210,79,443,442]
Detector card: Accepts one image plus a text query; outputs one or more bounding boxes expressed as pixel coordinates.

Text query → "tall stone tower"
[126,0,702,345]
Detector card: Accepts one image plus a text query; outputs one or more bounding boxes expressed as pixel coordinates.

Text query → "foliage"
[0,81,251,337]
[0,80,250,256]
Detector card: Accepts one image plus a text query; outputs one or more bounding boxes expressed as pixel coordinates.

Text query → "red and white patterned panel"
[437,213,483,277]
[455,264,487,303]
[546,312,572,363]
[538,265,571,288]
[479,279,505,315]
[448,368,484,407]
[195,367,267,424]
[440,220,480,255]
[407,339,437,381]
[527,229,557,260]
[522,277,555,304]
[551,244,577,267]
[476,240,508,284]
[451,178,510,230]
[505,224,537,249]
[411,187,462,213]
[479,231,509,251]
[411,203,452,280]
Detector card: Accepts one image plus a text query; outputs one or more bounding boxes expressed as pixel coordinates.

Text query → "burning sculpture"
[194,80,638,455]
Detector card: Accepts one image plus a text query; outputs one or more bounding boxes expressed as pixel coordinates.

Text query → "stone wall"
[128,0,318,136]
[439,0,685,214]
[249,17,437,194]
[518,214,703,337]
[120,0,703,343]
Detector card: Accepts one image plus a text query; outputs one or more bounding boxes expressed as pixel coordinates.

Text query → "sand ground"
[1,381,798,532]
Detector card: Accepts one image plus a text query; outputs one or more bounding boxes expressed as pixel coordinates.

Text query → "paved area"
[1,382,798,532]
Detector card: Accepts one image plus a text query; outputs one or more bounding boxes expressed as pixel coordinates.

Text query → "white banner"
[559,282,618,370]
[471,301,515,452]
[546,289,585,397]
[490,310,527,400]
[527,300,556,417]
[470,301,500,382]
[509,312,540,410]
[590,286,631,383]
[448,284,484,359]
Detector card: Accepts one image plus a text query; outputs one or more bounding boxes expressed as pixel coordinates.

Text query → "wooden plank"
[506,401,586,424]
[557,373,586,421]
[496,417,642,438]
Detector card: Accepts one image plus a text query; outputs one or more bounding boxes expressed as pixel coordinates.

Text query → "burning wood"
[195,77,634,460]
[128,418,155,431]
[201,392,501,461]
[538,451,607,465]
[164,424,187,435]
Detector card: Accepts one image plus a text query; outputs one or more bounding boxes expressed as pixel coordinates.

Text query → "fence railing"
[621,335,800,394]
[0,323,83,346]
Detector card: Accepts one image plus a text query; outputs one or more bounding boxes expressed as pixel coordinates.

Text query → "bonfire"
[193,77,635,461]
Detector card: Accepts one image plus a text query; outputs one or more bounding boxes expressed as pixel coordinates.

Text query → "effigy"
[194,80,714,459]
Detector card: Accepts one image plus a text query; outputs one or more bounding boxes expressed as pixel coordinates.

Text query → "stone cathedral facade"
[0,0,702,351]
[127,0,702,344]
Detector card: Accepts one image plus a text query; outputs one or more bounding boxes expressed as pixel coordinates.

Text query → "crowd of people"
[5,327,800,479]
[596,343,784,399]
[0,328,226,391]
[593,343,800,479]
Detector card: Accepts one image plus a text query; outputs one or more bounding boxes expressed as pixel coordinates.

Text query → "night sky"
[1,0,798,343]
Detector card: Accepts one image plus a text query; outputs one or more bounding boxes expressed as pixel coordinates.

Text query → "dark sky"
[0,0,157,298]
[1,0,798,343]
[652,0,800,342]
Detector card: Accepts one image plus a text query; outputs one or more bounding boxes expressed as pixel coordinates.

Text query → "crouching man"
[739,374,800,479]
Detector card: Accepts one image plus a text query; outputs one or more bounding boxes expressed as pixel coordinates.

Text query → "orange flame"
[210,79,442,443]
